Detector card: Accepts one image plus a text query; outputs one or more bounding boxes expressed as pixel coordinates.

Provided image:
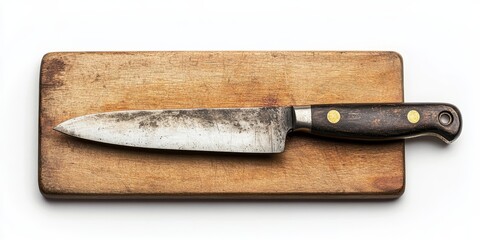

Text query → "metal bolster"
[293,105,312,131]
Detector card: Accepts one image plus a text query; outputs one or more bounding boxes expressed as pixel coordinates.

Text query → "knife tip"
[53,124,66,134]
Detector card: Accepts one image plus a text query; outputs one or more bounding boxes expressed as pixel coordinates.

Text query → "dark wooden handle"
[310,103,462,143]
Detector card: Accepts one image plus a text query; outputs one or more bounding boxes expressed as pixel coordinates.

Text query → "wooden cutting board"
[39,51,405,199]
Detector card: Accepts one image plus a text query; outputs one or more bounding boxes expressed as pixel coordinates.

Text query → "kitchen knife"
[54,103,462,153]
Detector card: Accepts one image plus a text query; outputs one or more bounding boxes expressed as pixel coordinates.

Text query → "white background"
[0,0,478,239]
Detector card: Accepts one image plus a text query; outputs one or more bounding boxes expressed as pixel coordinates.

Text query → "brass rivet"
[407,110,420,124]
[327,110,341,124]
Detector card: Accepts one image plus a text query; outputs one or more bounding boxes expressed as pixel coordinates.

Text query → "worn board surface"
[39,51,405,199]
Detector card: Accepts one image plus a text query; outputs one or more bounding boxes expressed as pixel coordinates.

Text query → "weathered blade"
[54,107,293,153]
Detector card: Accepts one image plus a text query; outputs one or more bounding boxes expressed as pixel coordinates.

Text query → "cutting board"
[39,51,405,199]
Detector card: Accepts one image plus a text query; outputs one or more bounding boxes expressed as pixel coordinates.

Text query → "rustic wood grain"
[39,51,405,199]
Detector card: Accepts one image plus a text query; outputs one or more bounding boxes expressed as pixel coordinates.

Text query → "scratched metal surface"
[55,107,294,153]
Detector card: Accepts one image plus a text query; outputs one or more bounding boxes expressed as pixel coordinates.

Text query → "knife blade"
[54,103,462,153]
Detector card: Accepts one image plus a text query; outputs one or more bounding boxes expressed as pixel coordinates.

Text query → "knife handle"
[299,103,462,143]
